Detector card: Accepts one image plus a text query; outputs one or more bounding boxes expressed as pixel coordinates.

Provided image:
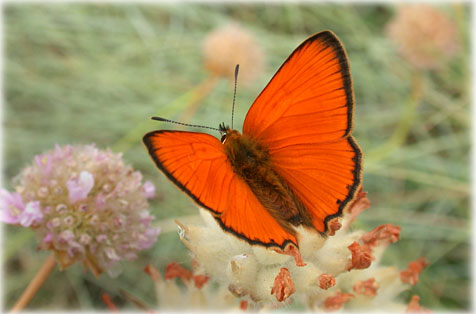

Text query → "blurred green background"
[3,3,470,311]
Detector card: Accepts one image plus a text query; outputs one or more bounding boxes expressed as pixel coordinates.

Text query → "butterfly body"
[222,128,313,236]
[144,31,362,252]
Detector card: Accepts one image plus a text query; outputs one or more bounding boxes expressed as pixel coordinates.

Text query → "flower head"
[203,23,265,85]
[386,4,460,69]
[173,190,430,311]
[1,144,160,276]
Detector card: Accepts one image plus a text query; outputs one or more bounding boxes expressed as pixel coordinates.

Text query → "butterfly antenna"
[231,64,239,130]
[151,116,220,132]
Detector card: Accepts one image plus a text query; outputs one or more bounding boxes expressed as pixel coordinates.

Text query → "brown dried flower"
[164,262,193,283]
[327,218,342,236]
[271,267,296,302]
[348,241,373,271]
[342,189,370,229]
[240,300,248,310]
[353,277,379,297]
[361,224,401,247]
[407,295,431,312]
[400,257,429,285]
[323,291,355,311]
[318,274,336,290]
[193,274,210,289]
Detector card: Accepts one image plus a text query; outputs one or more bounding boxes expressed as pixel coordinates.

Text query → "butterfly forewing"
[243,31,353,141]
[143,131,298,249]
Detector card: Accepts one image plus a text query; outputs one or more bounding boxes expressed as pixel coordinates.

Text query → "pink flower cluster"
[1,144,160,276]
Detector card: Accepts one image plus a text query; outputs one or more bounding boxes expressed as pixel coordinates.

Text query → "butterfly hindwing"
[243,30,362,233]
[143,131,298,249]
[270,137,362,232]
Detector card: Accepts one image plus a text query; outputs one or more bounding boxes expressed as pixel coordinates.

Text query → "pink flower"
[19,201,43,227]
[43,233,53,243]
[3,144,160,276]
[0,189,25,224]
[142,181,156,199]
[66,171,94,203]
[138,227,161,249]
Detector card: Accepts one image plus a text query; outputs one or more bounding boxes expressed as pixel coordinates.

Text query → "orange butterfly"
[144,31,362,257]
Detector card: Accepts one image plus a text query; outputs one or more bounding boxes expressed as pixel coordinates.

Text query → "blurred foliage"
[3,3,470,311]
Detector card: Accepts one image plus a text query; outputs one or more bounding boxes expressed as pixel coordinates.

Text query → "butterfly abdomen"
[223,129,313,232]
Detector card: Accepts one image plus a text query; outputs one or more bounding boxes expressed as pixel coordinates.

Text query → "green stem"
[366,72,423,163]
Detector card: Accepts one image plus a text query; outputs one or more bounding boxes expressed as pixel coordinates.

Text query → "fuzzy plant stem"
[11,253,57,312]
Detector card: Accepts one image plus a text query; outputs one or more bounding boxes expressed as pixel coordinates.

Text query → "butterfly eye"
[221,134,227,144]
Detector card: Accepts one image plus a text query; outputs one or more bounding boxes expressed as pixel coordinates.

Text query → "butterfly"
[144,30,362,257]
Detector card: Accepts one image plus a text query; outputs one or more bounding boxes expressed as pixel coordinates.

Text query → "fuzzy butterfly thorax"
[222,128,314,235]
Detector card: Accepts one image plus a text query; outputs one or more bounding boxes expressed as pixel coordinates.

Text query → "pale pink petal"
[19,201,43,227]
[59,230,75,244]
[95,193,106,210]
[43,233,53,243]
[66,171,94,203]
[142,181,156,199]
[35,154,53,177]
[0,189,25,224]
[105,247,120,261]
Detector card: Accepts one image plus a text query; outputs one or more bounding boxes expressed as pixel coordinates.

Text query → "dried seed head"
[386,4,460,69]
[203,23,265,84]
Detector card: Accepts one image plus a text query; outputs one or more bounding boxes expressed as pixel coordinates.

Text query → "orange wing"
[143,130,297,249]
[243,31,362,233]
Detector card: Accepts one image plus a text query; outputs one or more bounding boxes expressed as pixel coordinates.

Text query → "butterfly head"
[219,122,240,144]
[219,122,229,143]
